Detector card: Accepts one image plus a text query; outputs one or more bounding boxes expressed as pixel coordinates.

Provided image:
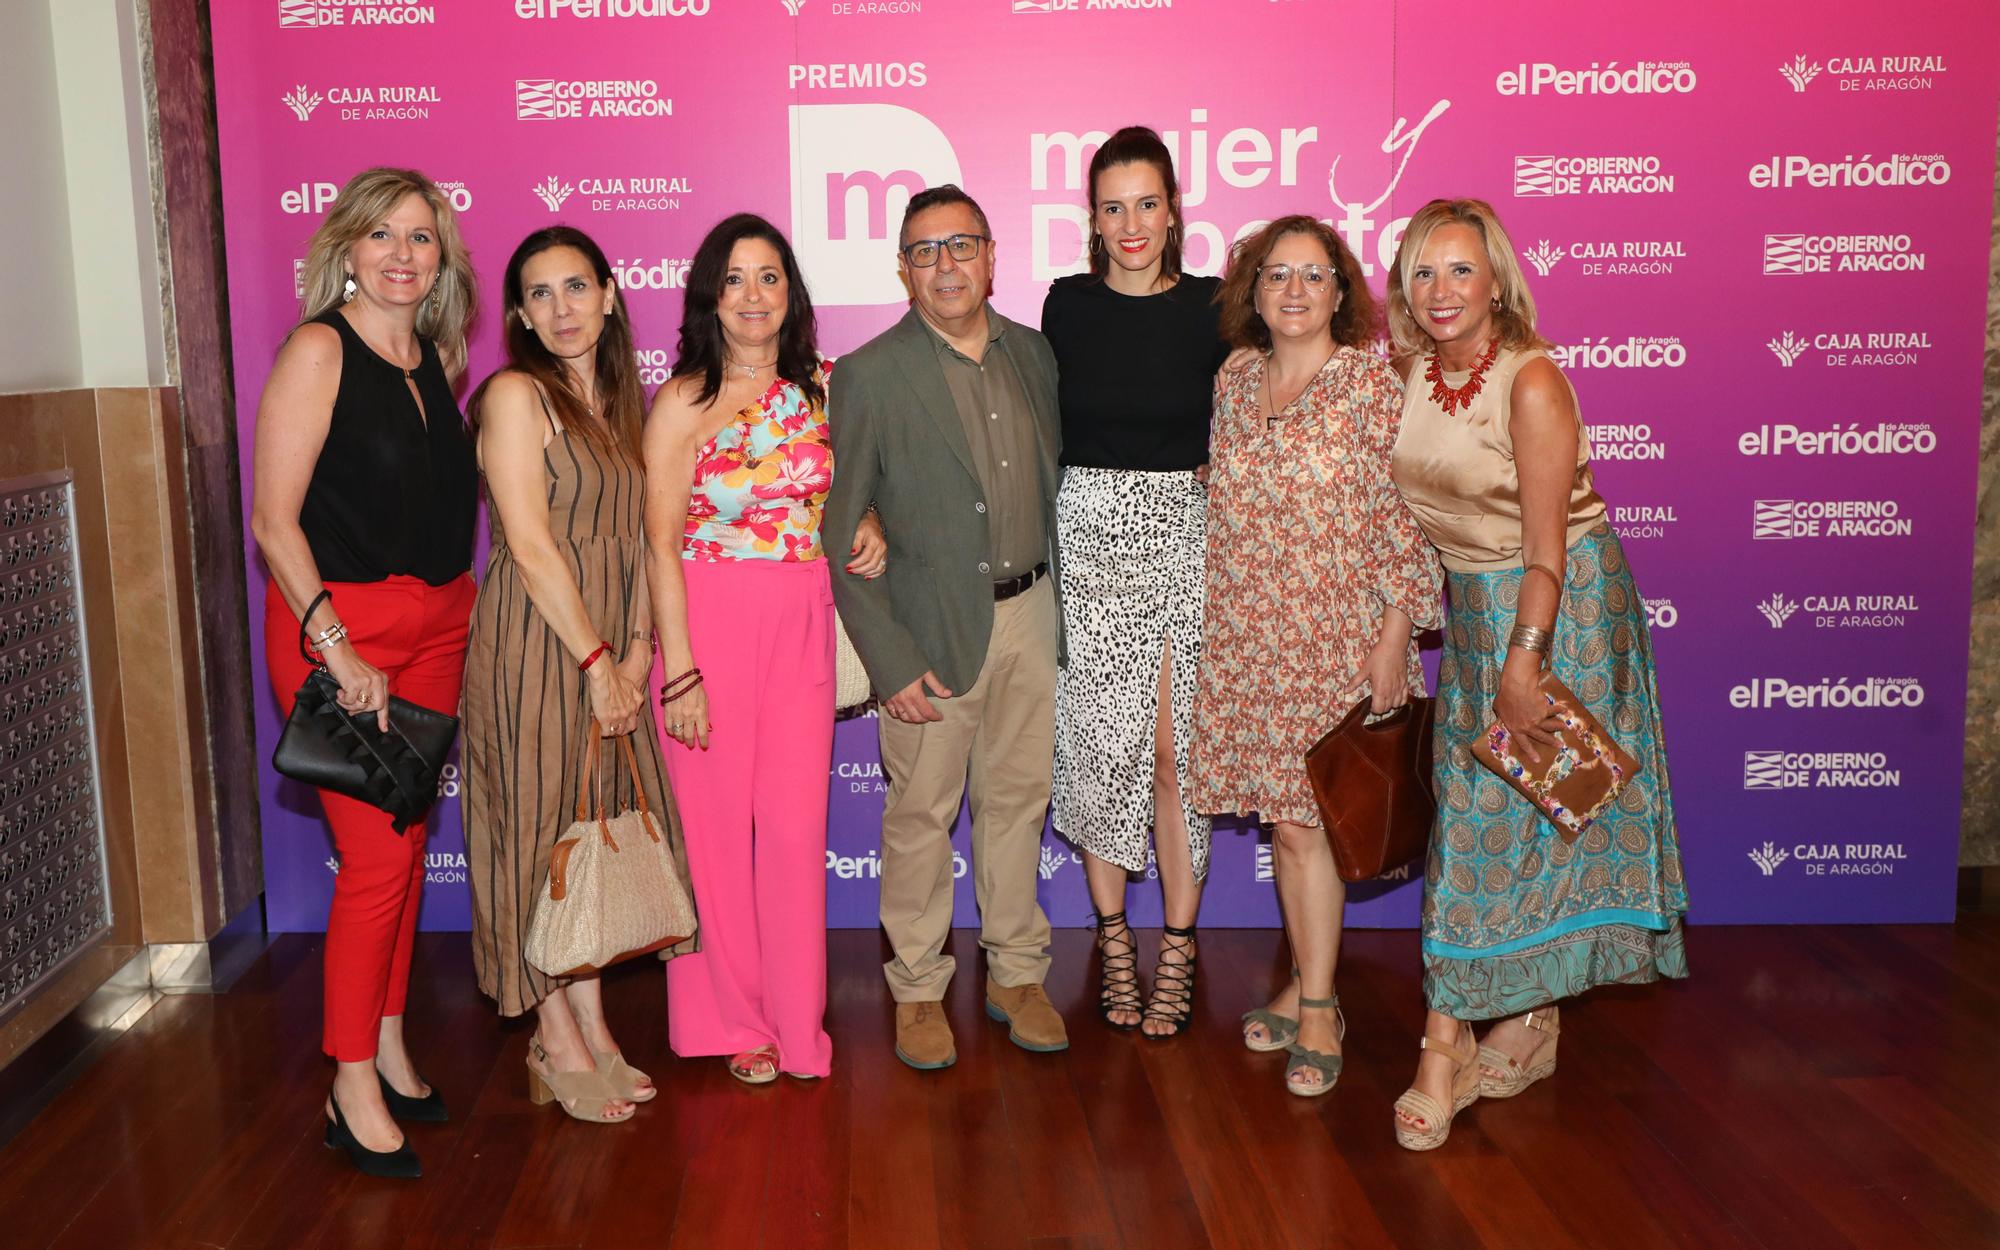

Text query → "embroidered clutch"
[1470,671,1640,843]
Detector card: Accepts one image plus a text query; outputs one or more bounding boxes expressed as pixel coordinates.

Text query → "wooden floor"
[0,920,1996,1250]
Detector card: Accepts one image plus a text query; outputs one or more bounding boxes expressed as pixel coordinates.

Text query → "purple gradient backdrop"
[214,0,1999,931]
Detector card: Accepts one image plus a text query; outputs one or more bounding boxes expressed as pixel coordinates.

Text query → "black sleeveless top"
[298,310,476,585]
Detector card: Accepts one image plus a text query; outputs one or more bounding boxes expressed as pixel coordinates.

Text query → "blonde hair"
[296,167,476,378]
[1385,198,1544,360]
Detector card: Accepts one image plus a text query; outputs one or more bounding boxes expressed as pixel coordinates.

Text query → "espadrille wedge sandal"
[1477,1006,1560,1099]
[1393,1026,1481,1151]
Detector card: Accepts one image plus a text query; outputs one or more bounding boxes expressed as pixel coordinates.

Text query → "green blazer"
[825,304,1063,699]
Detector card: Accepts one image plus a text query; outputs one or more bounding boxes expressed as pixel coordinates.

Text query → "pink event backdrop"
[212,0,2000,932]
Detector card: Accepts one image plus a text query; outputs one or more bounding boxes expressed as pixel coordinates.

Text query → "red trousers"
[264,574,475,1062]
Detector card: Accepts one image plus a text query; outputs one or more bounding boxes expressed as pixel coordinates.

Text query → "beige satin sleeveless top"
[1389,347,1607,573]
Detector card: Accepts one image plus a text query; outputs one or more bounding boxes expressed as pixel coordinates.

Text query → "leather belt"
[993,562,1048,602]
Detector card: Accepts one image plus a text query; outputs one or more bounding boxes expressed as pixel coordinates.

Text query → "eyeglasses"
[1257,263,1341,291]
[901,234,990,267]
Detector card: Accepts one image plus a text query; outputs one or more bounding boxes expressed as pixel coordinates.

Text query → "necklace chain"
[1424,337,1500,416]
[1262,349,1338,430]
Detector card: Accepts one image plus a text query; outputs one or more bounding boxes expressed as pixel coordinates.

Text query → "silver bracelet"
[310,621,349,651]
[1507,624,1552,654]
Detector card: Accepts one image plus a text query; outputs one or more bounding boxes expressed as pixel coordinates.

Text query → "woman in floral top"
[643,214,883,1084]
[1189,216,1443,1098]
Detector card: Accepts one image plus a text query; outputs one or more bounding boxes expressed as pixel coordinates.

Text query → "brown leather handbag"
[1304,697,1437,882]
[1470,670,1641,844]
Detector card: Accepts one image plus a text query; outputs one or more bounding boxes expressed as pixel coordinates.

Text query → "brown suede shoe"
[894,1000,957,1070]
[984,979,1070,1053]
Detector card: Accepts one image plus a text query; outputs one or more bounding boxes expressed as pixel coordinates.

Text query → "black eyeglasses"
[901,234,990,267]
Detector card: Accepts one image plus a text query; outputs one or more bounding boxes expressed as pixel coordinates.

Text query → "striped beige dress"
[461,404,695,1016]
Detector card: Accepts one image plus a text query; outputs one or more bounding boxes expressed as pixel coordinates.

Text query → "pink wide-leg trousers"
[663,557,835,1076]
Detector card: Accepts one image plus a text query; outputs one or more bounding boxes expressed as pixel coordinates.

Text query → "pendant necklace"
[1263,349,1337,430]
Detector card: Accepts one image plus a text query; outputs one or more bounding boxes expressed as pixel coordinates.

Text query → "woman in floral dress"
[1190,216,1443,1097]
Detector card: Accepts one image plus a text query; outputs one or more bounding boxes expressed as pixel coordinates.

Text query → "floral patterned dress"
[1189,347,1444,826]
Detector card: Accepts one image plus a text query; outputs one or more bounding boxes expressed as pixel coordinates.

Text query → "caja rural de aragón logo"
[1766,329,1933,368]
[1747,840,1908,878]
[1522,237,1685,278]
[1779,53,1947,93]
[282,83,440,123]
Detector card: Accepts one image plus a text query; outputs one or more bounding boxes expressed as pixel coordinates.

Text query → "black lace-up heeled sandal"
[1142,924,1198,1040]
[1096,910,1142,1031]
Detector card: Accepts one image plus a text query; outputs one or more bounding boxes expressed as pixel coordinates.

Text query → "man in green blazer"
[825,185,1068,1071]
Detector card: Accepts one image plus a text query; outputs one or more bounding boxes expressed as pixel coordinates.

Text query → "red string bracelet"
[578,641,613,672]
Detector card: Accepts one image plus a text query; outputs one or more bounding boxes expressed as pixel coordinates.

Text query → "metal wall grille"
[0,471,110,1016]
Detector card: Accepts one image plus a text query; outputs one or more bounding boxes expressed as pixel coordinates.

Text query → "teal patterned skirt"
[1423,523,1689,1020]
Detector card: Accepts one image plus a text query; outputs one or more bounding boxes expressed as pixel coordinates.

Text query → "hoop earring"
[342,277,356,302]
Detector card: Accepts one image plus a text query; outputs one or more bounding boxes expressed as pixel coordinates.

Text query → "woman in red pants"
[250,167,479,1179]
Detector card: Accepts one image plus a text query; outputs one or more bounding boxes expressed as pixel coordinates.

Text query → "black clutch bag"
[271,592,459,834]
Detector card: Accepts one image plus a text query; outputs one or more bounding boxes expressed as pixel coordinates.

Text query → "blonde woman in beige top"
[1385,199,1689,1151]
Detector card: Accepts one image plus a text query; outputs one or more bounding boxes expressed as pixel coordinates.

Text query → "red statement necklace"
[1424,337,1500,416]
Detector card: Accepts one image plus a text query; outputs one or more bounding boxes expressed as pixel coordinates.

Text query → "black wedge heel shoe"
[1095,910,1142,1031]
[324,1090,422,1179]
[378,1071,449,1123]
[1143,924,1198,1040]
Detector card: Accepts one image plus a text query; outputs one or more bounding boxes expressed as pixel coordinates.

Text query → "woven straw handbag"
[524,728,697,977]
[834,611,872,710]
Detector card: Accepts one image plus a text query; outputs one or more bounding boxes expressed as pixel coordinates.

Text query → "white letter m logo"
[789,104,963,306]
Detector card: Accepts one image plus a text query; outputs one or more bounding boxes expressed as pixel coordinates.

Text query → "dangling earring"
[342,276,356,302]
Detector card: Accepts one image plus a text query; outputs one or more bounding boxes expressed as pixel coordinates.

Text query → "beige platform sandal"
[1393,1026,1481,1151]
[1477,1007,1559,1099]
[528,1035,636,1122]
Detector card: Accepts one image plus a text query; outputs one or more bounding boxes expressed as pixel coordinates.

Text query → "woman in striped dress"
[461,226,695,1124]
